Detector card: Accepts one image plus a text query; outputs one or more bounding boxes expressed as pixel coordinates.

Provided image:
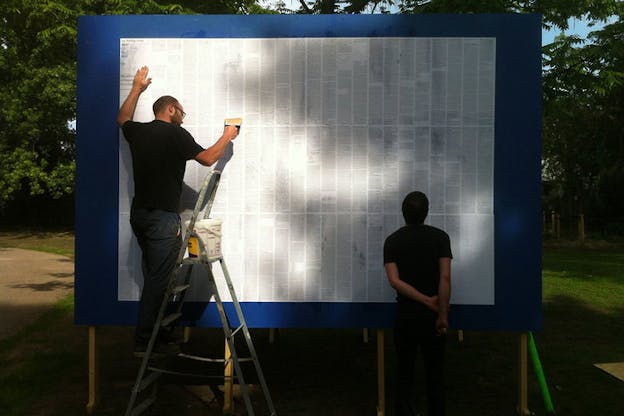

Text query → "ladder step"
[171,284,190,294]
[130,396,157,416]
[126,170,277,416]
[178,353,226,363]
[161,313,182,328]
[181,256,222,264]
[177,353,254,363]
[137,371,161,393]
[232,357,254,363]
[148,366,236,380]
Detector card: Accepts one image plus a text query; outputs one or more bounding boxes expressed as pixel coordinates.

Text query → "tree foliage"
[400,0,621,30]
[1,0,623,233]
[265,0,396,14]
[542,13,624,225]
[283,0,622,23]
[1,0,77,206]
[0,0,257,211]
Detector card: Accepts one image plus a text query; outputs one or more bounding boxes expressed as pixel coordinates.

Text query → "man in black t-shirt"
[117,66,238,357]
[384,191,452,416]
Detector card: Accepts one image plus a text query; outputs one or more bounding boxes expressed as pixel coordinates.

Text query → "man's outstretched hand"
[117,66,151,127]
[133,66,152,92]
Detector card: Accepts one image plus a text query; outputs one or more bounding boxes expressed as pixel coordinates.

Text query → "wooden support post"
[86,326,99,414]
[578,214,585,242]
[377,329,385,416]
[224,339,234,415]
[363,328,369,344]
[458,329,464,343]
[518,333,530,415]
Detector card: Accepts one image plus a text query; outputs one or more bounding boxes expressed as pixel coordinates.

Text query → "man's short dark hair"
[402,191,429,225]
[152,95,179,116]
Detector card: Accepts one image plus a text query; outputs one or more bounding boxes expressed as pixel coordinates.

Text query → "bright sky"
[541,17,614,45]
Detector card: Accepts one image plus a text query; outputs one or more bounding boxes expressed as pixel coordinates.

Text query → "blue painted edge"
[75,14,542,331]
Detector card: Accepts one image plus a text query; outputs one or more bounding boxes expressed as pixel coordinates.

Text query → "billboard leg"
[86,326,99,414]
[518,332,531,415]
[224,338,234,415]
[377,329,385,416]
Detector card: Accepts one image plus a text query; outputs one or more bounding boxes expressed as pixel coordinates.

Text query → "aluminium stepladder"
[125,165,277,416]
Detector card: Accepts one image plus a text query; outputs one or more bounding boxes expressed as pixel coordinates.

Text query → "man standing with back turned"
[117,66,239,357]
[384,191,452,416]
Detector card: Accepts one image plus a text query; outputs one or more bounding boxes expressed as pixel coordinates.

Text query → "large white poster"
[118,37,495,305]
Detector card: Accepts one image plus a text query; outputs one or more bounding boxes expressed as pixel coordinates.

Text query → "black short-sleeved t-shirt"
[122,120,204,212]
[384,224,453,317]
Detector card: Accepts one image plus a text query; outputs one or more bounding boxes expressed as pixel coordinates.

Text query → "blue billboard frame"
[75,14,542,331]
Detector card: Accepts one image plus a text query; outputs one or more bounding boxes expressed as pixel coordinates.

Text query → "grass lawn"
[537,247,624,416]
[0,234,622,415]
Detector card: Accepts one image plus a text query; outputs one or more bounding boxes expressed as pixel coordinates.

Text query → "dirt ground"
[0,247,389,416]
[0,247,74,339]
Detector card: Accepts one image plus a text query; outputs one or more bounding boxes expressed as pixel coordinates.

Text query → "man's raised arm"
[117,66,152,127]
[194,126,239,166]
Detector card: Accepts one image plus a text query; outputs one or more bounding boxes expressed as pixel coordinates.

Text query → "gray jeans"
[130,207,181,343]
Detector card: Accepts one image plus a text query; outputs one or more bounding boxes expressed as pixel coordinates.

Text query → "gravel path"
[0,247,74,340]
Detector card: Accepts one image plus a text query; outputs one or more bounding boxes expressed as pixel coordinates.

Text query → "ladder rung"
[181,256,222,264]
[171,284,190,294]
[130,396,157,416]
[229,324,245,338]
[127,170,278,416]
[161,313,182,327]
[137,371,161,393]
[177,353,226,363]
[147,366,236,380]
[176,353,254,364]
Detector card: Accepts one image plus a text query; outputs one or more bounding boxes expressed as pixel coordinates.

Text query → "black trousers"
[394,315,446,416]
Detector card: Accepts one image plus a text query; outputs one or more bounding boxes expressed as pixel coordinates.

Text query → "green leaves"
[1,0,622,230]
[262,0,396,14]
[0,147,75,204]
[0,0,188,209]
[542,13,624,221]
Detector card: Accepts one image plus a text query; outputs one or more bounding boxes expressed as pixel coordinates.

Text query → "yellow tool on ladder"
[125,127,277,416]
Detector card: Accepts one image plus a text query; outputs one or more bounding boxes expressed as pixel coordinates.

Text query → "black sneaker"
[133,342,181,359]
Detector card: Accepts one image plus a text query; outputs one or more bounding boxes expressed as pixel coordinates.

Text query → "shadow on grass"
[1,295,623,416]
[531,294,624,416]
[74,292,624,416]
[436,294,623,416]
